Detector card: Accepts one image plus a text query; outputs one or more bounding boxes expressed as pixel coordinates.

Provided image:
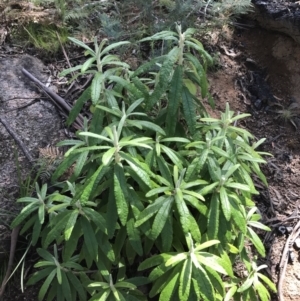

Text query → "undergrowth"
[11,23,276,301]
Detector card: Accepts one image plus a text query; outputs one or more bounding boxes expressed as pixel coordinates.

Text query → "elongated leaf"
[166,65,183,136]
[182,86,196,135]
[52,153,80,181]
[135,196,166,227]
[11,201,39,228]
[83,207,107,234]
[91,72,104,104]
[185,148,209,182]
[68,37,95,55]
[131,55,166,78]
[175,190,190,235]
[81,216,98,261]
[159,269,179,301]
[207,194,220,239]
[160,144,182,168]
[219,187,231,221]
[114,164,129,226]
[147,47,180,109]
[102,147,116,165]
[150,196,173,240]
[101,41,130,56]
[120,153,152,188]
[63,222,82,262]
[247,227,266,256]
[72,150,89,180]
[77,164,107,205]
[192,265,215,301]
[228,196,246,234]
[66,272,87,301]
[257,273,277,292]
[126,217,143,256]
[109,76,144,100]
[64,209,79,241]
[38,268,56,301]
[179,257,192,301]
[44,212,73,248]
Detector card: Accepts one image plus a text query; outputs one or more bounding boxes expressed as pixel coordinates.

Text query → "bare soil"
[2,21,300,301]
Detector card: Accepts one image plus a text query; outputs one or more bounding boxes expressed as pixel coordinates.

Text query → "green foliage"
[20,23,69,54]
[12,26,275,301]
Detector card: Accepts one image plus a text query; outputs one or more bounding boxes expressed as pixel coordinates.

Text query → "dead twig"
[278,219,300,301]
[0,117,34,163]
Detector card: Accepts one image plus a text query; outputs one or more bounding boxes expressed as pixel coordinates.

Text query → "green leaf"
[131,55,166,78]
[52,153,80,182]
[101,41,130,56]
[192,265,215,301]
[44,212,72,248]
[66,272,87,301]
[64,209,79,241]
[81,56,96,73]
[219,187,231,221]
[63,222,82,263]
[182,86,196,135]
[109,76,143,100]
[38,268,56,301]
[11,201,39,228]
[166,65,183,136]
[126,217,143,256]
[27,267,54,285]
[150,196,173,240]
[68,37,95,56]
[179,257,192,301]
[159,269,180,301]
[32,219,42,246]
[225,182,250,191]
[61,271,72,301]
[120,153,152,188]
[165,253,188,267]
[147,47,180,109]
[82,207,106,233]
[185,148,209,182]
[257,273,277,292]
[77,164,108,205]
[102,147,116,165]
[207,194,220,239]
[81,216,98,261]
[247,227,266,257]
[136,196,166,227]
[114,164,129,226]
[160,144,182,169]
[175,190,190,235]
[91,72,104,104]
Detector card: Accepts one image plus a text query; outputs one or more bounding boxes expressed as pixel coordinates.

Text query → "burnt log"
[251,0,300,44]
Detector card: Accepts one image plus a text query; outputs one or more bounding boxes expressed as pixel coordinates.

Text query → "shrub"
[11,24,276,301]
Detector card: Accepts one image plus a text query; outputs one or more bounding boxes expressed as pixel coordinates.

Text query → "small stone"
[294,238,300,249]
[254,99,262,109]
[278,226,286,234]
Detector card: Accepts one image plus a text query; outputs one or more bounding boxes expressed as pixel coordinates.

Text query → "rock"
[251,0,300,45]
[0,55,63,260]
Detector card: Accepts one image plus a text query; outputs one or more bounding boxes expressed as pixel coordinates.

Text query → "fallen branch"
[278,219,300,301]
[21,68,84,129]
[0,117,34,300]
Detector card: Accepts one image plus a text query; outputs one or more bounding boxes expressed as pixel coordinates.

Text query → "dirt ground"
[2,20,300,301]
